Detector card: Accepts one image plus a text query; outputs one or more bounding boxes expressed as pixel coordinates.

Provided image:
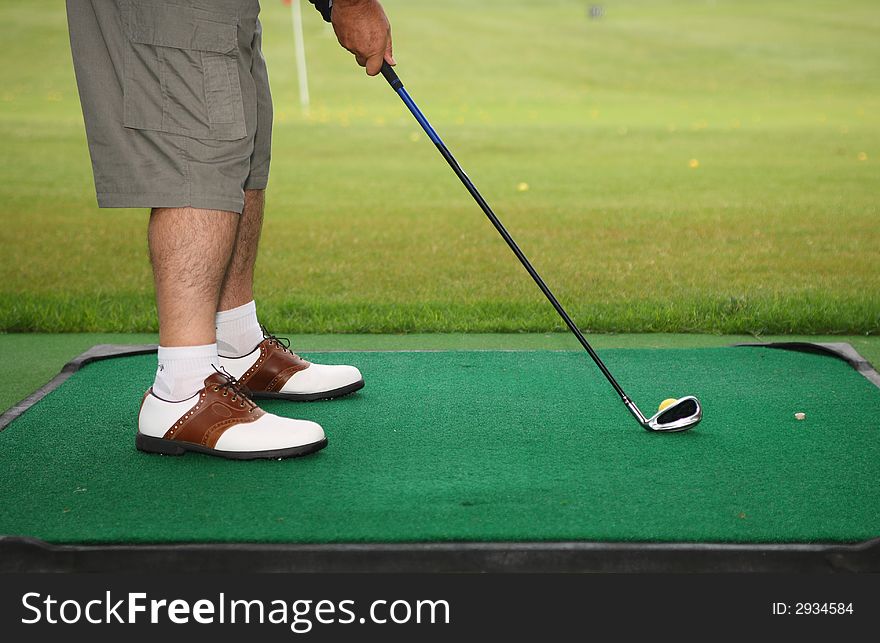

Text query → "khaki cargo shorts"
[66,0,273,214]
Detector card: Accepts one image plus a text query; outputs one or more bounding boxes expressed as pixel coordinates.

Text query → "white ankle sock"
[153,343,219,402]
[216,300,264,357]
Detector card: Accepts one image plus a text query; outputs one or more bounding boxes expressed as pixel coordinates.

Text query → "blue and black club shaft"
[380,62,648,426]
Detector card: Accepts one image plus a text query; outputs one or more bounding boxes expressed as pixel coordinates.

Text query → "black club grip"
[380,61,403,90]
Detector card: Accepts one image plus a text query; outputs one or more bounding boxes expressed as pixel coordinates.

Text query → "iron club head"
[644,396,702,433]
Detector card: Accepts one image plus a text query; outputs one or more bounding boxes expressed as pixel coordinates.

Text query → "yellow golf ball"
[658,398,678,412]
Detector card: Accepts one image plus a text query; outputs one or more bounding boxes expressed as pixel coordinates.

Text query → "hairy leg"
[218,189,265,311]
[148,207,239,347]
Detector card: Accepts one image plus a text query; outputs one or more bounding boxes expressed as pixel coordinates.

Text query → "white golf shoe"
[136,371,327,460]
[218,331,364,401]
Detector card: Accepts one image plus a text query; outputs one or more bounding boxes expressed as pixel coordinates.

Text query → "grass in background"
[0,0,877,334]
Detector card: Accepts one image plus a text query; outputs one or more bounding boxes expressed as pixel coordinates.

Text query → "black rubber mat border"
[1,341,878,573]
[734,341,880,389]
[1,536,878,573]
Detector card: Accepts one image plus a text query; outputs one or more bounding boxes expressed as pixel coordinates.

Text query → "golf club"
[380,62,702,433]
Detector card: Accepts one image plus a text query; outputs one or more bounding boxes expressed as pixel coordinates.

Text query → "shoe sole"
[248,378,365,402]
[136,433,328,460]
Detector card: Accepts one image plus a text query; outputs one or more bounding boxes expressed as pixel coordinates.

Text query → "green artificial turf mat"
[1,347,878,544]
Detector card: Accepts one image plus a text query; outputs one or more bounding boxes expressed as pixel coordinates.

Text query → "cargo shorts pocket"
[122,1,247,141]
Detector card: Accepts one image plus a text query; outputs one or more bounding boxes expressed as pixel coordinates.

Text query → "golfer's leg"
[218,189,264,312]
[148,207,238,402]
[214,190,267,357]
[149,207,239,347]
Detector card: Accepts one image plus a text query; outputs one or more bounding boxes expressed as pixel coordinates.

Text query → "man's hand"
[331,0,394,76]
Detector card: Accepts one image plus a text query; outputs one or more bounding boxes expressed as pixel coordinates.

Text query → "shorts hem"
[96,192,244,214]
[244,176,269,190]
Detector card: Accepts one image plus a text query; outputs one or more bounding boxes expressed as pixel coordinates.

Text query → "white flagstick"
[291,0,310,115]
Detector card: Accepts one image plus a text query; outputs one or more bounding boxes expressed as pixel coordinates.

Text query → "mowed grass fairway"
[0,0,877,334]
